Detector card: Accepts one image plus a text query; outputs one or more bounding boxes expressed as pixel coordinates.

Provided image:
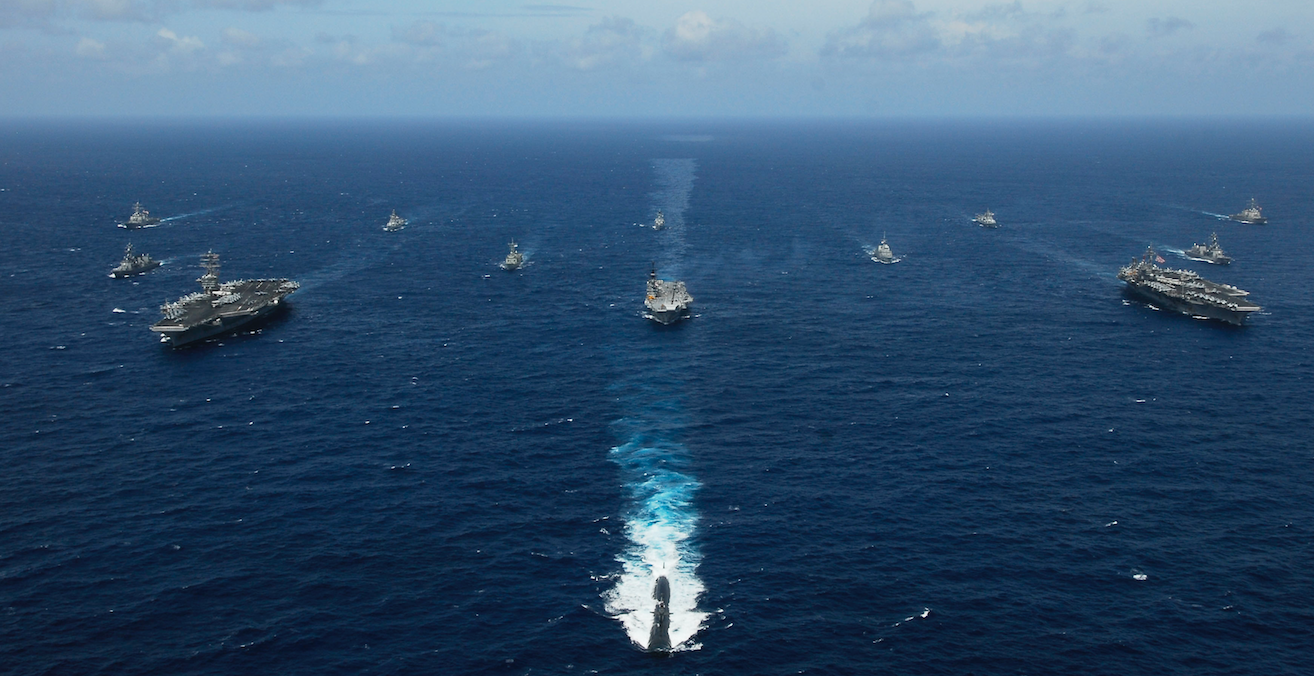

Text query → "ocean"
[1,118,1312,675]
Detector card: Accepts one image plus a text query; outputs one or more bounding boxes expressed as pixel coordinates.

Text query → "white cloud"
[222,27,261,47]
[75,36,106,58]
[1146,16,1193,38]
[157,27,204,53]
[821,0,941,59]
[663,10,787,62]
[564,16,654,71]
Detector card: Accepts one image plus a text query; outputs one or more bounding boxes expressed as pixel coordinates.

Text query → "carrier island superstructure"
[149,252,299,346]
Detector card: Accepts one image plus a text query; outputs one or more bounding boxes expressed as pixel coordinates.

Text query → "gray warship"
[502,240,524,270]
[109,243,161,278]
[645,265,693,325]
[149,251,299,347]
[870,234,901,264]
[1229,198,1267,224]
[1118,246,1259,325]
[653,211,666,230]
[119,202,161,229]
[974,209,997,228]
[1184,232,1232,265]
[384,210,407,231]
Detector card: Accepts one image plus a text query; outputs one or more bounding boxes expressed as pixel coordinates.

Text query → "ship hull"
[110,262,162,278]
[1229,216,1267,225]
[1123,284,1252,326]
[151,298,288,347]
[647,309,688,325]
[1183,254,1231,265]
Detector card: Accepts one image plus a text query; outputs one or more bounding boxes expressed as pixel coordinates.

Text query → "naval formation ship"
[1230,198,1267,224]
[1184,232,1232,265]
[109,243,161,278]
[974,209,997,228]
[645,266,693,324]
[119,203,161,229]
[384,210,407,232]
[502,241,524,270]
[1118,247,1259,325]
[870,234,901,264]
[653,211,665,230]
[149,251,299,347]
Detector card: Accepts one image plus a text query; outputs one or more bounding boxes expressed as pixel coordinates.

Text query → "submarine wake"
[603,429,707,652]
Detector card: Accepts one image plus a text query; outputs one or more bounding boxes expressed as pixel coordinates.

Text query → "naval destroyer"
[119,203,161,229]
[1184,232,1232,265]
[1118,247,1259,325]
[501,241,524,270]
[149,251,299,346]
[384,210,407,231]
[870,234,901,264]
[653,211,666,230]
[1229,198,1267,224]
[645,265,693,325]
[974,209,998,228]
[109,243,161,278]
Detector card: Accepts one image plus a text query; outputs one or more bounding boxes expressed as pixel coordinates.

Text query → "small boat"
[974,209,997,228]
[119,203,161,229]
[502,241,524,270]
[870,234,901,264]
[109,243,161,278]
[383,210,407,231]
[1184,232,1232,265]
[1229,198,1267,224]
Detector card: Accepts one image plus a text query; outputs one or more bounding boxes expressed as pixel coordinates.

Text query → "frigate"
[1184,232,1232,265]
[653,211,666,230]
[109,243,161,278]
[645,265,693,325]
[119,203,161,229]
[502,240,524,270]
[871,234,901,264]
[149,251,299,347]
[384,210,407,231]
[1118,247,1259,325]
[974,209,998,228]
[1229,198,1267,224]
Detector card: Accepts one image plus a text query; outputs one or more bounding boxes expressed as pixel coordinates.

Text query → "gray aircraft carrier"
[1118,247,1259,325]
[149,251,299,347]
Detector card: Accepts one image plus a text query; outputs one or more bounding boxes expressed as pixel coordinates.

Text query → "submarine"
[647,576,672,653]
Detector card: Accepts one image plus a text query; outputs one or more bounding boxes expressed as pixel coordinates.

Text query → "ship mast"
[199,251,221,292]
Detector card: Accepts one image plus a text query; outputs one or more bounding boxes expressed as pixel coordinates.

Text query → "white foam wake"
[603,434,707,651]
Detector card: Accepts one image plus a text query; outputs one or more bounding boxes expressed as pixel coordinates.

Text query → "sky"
[1,1,1311,117]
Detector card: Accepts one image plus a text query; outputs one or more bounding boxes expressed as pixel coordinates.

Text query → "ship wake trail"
[603,405,707,652]
[650,159,696,272]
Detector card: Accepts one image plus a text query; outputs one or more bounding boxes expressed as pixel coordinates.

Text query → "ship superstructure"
[1184,232,1232,265]
[502,241,524,270]
[1229,198,1267,224]
[149,251,299,346]
[644,265,693,325]
[119,203,161,229]
[974,210,998,228]
[871,234,901,264]
[1118,247,1259,325]
[384,210,407,231]
[109,243,161,278]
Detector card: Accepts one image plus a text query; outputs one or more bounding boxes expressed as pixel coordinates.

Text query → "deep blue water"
[2,119,1313,675]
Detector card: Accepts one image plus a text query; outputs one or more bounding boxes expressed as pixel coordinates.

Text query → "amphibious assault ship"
[653,211,666,230]
[974,209,997,228]
[1118,247,1259,325]
[1229,198,1267,224]
[109,243,161,278]
[149,251,299,346]
[502,241,524,270]
[1184,232,1232,265]
[645,265,693,325]
[870,234,901,264]
[384,210,407,232]
[119,203,161,229]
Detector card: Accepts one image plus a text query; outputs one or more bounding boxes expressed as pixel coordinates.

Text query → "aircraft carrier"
[1118,247,1259,325]
[645,266,692,325]
[149,251,299,346]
